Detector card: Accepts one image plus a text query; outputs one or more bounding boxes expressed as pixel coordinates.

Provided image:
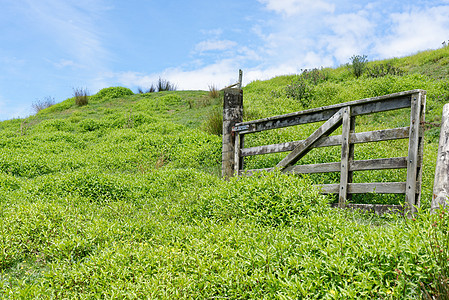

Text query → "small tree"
[350,55,368,78]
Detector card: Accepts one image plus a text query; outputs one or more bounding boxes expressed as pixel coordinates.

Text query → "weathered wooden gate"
[228,90,426,213]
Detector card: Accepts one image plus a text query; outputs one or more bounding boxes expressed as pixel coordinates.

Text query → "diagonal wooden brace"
[276,107,345,170]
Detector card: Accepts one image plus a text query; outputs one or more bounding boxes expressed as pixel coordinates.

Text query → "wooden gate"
[230,90,426,212]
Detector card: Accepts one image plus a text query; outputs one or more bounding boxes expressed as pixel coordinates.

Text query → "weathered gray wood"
[233,90,422,134]
[283,157,409,174]
[222,88,243,179]
[339,107,351,208]
[238,69,243,89]
[276,108,344,169]
[415,94,426,209]
[239,134,245,171]
[405,92,422,213]
[240,127,410,157]
[234,132,241,175]
[347,116,356,202]
[432,103,449,212]
[284,162,340,174]
[350,157,409,171]
[318,182,407,194]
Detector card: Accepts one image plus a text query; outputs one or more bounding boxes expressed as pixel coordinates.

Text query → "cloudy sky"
[1,0,449,120]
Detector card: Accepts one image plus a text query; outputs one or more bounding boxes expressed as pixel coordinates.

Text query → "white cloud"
[53,59,77,69]
[200,28,223,37]
[195,40,238,53]
[259,0,335,17]
[376,5,449,58]
[325,11,375,63]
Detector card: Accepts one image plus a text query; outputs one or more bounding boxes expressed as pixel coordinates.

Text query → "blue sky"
[1,0,449,120]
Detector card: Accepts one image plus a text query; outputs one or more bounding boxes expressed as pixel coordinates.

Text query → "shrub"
[73,88,89,106]
[90,87,134,102]
[208,85,220,98]
[157,78,177,92]
[285,77,313,108]
[78,119,101,132]
[422,207,449,299]
[367,63,404,78]
[349,54,368,78]
[284,68,329,108]
[301,68,329,85]
[32,96,56,113]
[137,85,156,94]
[201,109,222,135]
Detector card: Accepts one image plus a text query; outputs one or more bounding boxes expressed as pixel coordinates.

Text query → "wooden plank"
[285,157,408,174]
[234,91,421,134]
[240,127,410,157]
[318,182,407,194]
[234,132,241,175]
[405,93,422,213]
[242,157,410,176]
[239,134,245,171]
[339,106,351,207]
[276,108,344,169]
[347,116,356,203]
[415,92,426,209]
[284,162,340,174]
[351,157,409,171]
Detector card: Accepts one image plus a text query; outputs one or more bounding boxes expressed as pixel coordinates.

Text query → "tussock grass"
[32,96,55,113]
[73,87,89,106]
[201,109,222,135]
[208,85,220,98]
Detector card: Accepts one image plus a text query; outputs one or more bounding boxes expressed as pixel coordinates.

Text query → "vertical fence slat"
[339,106,351,208]
[347,116,356,202]
[432,103,449,212]
[234,132,241,175]
[415,92,426,208]
[405,93,422,213]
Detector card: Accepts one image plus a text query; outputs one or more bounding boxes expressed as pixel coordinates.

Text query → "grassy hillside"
[1,48,448,298]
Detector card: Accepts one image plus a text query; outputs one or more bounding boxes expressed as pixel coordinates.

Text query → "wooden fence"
[224,89,426,213]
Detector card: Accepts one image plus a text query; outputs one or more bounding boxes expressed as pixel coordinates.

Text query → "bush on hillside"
[349,54,368,78]
[156,78,177,92]
[285,68,328,108]
[73,88,89,106]
[201,109,222,135]
[32,97,56,113]
[208,85,220,98]
[367,63,404,78]
[90,87,134,103]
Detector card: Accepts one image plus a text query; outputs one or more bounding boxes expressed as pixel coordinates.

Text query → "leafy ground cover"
[1,48,449,298]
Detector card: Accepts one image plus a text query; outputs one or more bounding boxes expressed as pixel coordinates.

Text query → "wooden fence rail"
[224,89,427,213]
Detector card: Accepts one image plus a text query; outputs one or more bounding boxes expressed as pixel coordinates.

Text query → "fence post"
[432,103,449,212]
[222,88,243,179]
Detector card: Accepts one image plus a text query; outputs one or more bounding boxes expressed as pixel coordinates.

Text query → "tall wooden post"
[405,92,422,214]
[222,88,243,179]
[432,103,449,212]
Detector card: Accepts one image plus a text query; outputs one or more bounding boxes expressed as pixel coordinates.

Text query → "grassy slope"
[0,48,448,298]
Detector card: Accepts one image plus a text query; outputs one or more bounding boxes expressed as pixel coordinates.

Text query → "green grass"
[1,47,449,298]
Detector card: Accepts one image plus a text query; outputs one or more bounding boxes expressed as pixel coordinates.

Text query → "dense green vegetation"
[1,47,449,298]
